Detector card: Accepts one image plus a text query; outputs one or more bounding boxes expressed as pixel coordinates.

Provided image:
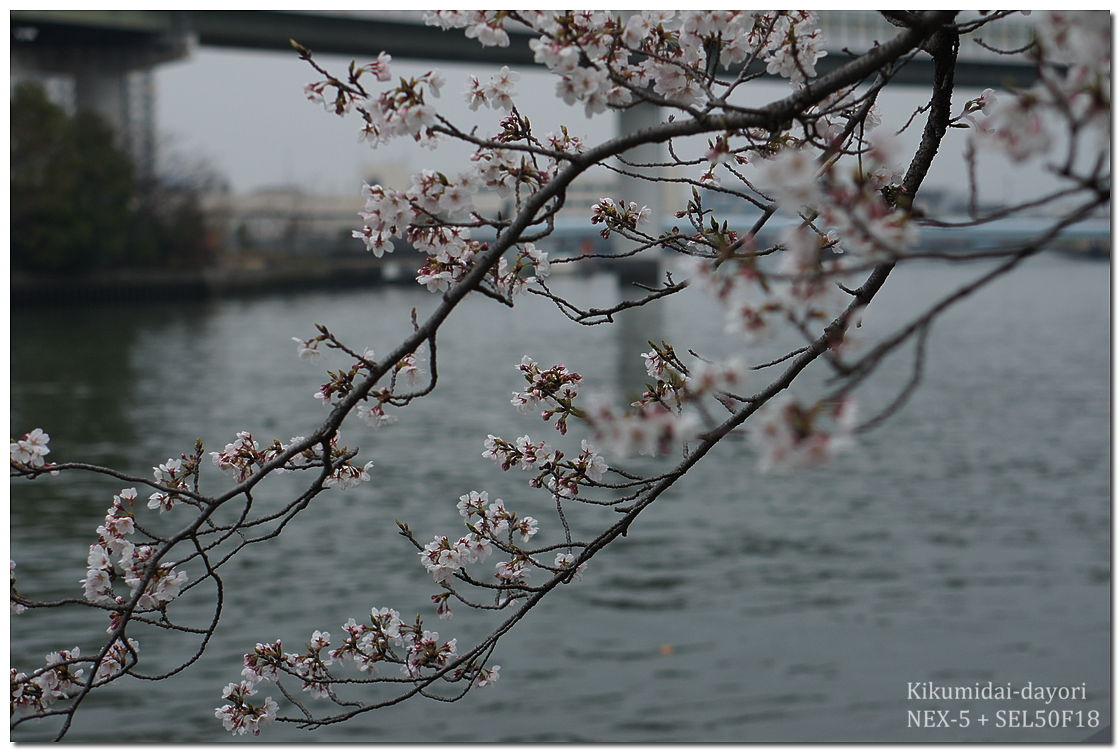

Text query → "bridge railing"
[819,11,1036,63]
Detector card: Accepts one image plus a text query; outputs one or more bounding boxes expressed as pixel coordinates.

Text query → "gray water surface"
[9,253,1110,742]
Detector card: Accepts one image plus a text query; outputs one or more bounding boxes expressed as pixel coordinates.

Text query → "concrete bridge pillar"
[72,63,130,142]
[11,13,191,178]
[614,101,670,290]
[616,100,667,223]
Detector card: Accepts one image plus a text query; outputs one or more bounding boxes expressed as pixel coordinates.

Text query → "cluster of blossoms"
[292,335,322,360]
[287,630,334,699]
[415,250,475,293]
[353,169,551,296]
[10,561,26,615]
[338,12,834,290]
[465,65,519,111]
[680,251,782,345]
[426,10,512,48]
[482,435,606,498]
[511,356,583,434]
[499,351,745,463]
[427,11,825,117]
[352,182,416,257]
[772,226,846,322]
[210,432,270,484]
[402,629,459,678]
[301,339,426,430]
[670,220,843,343]
[967,11,1110,162]
[214,679,279,736]
[550,440,610,497]
[759,135,915,262]
[356,389,398,429]
[817,142,915,260]
[303,51,394,116]
[753,11,828,82]
[590,197,649,240]
[409,169,481,226]
[10,648,84,715]
[323,456,375,491]
[637,345,691,411]
[568,292,857,470]
[544,125,585,155]
[468,137,556,198]
[323,49,571,297]
[326,608,405,672]
[93,637,141,684]
[489,242,552,299]
[577,346,759,458]
[420,490,539,590]
[82,487,189,611]
[9,428,52,469]
[751,396,859,473]
[634,345,750,415]
[209,430,342,483]
[218,609,500,733]
[584,395,703,459]
[356,68,446,149]
[14,445,209,712]
[313,358,367,408]
[147,457,193,513]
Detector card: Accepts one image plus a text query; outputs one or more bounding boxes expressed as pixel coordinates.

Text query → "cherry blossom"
[357,400,397,430]
[209,431,262,483]
[365,51,392,83]
[554,552,588,582]
[763,12,827,82]
[475,664,501,687]
[495,556,530,584]
[968,90,1051,163]
[215,680,279,736]
[292,336,321,360]
[12,648,85,714]
[589,399,702,458]
[403,629,458,677]
[591,197,649,239]
[465,65,519,111]
[10,561,26,615]
[511,356,583,433]
[751,396,858,473]
[323,460,375,490]
[94,638,140,683]
[511,516,539,543]
[10,428,51,468]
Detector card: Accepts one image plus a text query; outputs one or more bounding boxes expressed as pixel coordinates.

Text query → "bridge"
[12,9,1036,218]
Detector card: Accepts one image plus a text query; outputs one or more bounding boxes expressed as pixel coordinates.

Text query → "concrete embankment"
[11,256,400,305]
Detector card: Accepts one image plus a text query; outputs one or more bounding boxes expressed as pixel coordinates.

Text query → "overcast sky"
[155,47,599,195]
[152,17,1054,206]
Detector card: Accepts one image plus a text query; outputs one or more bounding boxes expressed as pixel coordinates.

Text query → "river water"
[9,252,1110,742]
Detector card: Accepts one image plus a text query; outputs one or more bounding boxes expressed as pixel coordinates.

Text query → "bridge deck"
[12,10,1039,88]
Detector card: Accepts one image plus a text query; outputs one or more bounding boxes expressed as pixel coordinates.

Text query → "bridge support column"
[73,62,132,145]
[614,101,669,289]
[616,101,668,226]
[612,100,669,386]
[11,17,191,179]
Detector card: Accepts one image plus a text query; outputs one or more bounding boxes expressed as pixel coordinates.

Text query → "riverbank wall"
[10,256,402,306]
